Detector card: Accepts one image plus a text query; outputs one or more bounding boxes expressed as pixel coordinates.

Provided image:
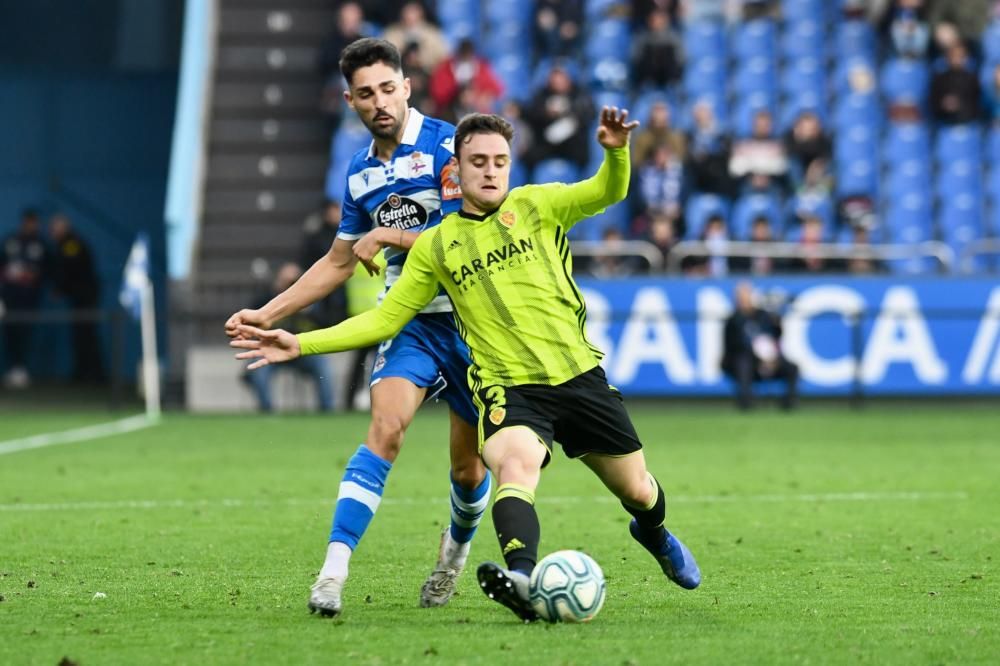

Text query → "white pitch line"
[0,491,968,513]
[0,414,157,456]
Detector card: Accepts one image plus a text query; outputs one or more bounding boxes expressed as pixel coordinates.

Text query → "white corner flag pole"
[139,279,161,422]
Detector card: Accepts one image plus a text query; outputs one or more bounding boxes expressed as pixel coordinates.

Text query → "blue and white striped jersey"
[337,108,461,314]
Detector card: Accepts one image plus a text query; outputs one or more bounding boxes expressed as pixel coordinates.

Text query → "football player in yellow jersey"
[232,108,701,622]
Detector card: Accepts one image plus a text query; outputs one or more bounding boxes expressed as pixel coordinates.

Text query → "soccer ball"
[528,550,606,623]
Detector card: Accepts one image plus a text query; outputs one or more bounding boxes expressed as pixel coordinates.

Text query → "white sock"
[441,531,471,569]
[319,541,352,580]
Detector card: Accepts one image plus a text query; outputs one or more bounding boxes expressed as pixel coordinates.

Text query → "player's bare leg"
[475,427,546,621]
[420,411,488,607]
[581,451,701,590]
[309,378,424,617]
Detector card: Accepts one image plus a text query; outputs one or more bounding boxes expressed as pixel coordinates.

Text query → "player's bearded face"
[346,63,410,140]
[458,133,512,213]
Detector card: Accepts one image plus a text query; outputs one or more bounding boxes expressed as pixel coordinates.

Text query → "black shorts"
[473,365,643,464]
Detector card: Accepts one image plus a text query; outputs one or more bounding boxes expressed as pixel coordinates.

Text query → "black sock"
[492,483,540,575]
[622,475,667,545]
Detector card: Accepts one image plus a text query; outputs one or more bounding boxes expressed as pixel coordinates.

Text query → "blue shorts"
[370,312,477,425]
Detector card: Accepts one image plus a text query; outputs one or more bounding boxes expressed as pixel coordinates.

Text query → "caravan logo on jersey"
[374,194,428,230]
[449,238,537,291]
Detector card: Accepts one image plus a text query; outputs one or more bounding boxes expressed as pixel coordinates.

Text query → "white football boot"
[419,528,470,607]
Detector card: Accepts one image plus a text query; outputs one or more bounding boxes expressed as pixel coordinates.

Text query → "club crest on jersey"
[489,407,506,426]
[375,194,428,230]
[499,211,516,228]
[409,151,426,173]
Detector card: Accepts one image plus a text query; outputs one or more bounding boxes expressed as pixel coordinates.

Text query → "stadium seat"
[835,123,878,165]
[481,20,531,61]
[883,123,930,165]
[884,190,935,273]
[982,21,1000,65]
[780,20,825,61]
[593,90,629,115]
[935,124,982,164]
[731,193,782,239]
[731,19,776,61]
[941,196,986,273]
[485,0,533,24]
[585,19,631,63]
[684,21,726,62]
[936,160,982,201]
[438,0,481,46]
[883,160,931,200]
[780,57,825,99]
[684,57,727,99]
[834,21,876,61]
[493,53,532,102]
[782,0,826,24]
[684,193,731,239]
[584,0,625,21]
[786,191,835,230]
[832,93,880,132]
[325,120,371,199]
[533,159,581,185]
[881,58,930,106]
[836,158,878,198]
[732,57,778,99]
[987,168,1000,204]
[989,127,1000,164]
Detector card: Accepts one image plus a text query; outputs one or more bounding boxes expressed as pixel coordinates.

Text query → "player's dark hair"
[339,38,402,86]
[453,114,515,160]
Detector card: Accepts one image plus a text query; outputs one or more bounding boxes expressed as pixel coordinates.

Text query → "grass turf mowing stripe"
[0,490,968,512]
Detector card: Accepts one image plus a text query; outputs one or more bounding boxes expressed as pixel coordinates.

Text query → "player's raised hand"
[596,106,640,150]
[225,308,272,339]
[230,324,301,370]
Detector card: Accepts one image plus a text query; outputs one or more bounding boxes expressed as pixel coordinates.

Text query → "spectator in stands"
[785,111,832,187]
[524,62,594,168]
[632,0,681,27]
[730,216,781,275]
[847,227,885,274]
[927,1,995,49]
[839,194,877,231]
[582,227,643,278]
[686,99,732,196]
[721,281,799,411]
[401,42,433,117]
[49,214,104,383]
[730,110,789,195]
[787,215,842,273]
[632,101,686,167]
[501,99,535,166]
[788,159,834,228]
[534,0,583,60]
[0,209,50,389]
[299,200,349,329]
[244,262,334,413]
[637,144,686,220]
[630,9,685,90]
[984,63,1000,124]
[383,2,447,72]
[929,42,982,124]
[318,2,369,128]
[429,39,504,124]
[684,214,730,276]
[928,20,964,70]
[645,212,678,271]
[890,7,930,58]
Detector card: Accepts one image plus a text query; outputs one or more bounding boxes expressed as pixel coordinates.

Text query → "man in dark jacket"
[721,281,799,410]
[50,214,105,383]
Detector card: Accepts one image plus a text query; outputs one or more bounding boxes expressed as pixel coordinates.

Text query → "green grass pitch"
[1,404,997,665]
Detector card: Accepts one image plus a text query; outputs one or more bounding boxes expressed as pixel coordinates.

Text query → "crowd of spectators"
[316,0,1000,276]
[0,209,103,389]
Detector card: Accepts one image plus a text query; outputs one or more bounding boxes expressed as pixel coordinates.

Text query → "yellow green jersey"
[298,146,630,390]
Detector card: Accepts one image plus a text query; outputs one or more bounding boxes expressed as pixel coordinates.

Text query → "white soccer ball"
[528,550,606,623]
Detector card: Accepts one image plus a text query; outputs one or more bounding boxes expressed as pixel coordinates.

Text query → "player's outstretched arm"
[224,238,359,338]
[546,106,639,222]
